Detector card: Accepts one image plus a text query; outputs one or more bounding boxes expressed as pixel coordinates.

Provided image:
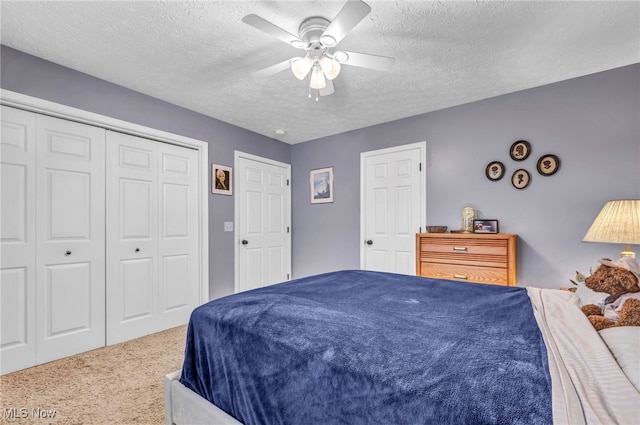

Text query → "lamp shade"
[290,57,313,80]
[583,199,640,256]
[309,66,326,89]
[319,56,341,80]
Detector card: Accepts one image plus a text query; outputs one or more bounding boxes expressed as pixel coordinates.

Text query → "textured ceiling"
[1,1,639,144]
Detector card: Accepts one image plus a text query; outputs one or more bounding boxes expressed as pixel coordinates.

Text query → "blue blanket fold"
[181,270,552,425]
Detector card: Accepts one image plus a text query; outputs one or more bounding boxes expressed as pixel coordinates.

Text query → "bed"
[165,270,640,425]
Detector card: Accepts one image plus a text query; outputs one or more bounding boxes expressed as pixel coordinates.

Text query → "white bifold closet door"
[105,131,199,345]
[35,115,106,363]
[1,106,106,373]
[1,107,37,373]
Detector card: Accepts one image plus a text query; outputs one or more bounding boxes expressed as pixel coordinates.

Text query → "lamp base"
[621,245,636,259]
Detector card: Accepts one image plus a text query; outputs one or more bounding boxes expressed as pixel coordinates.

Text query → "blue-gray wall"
[3,45,638,294]
[292,63,640,288]
[0,45,290,299]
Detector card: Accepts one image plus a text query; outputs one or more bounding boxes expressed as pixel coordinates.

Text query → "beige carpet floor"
[0,325,187,425]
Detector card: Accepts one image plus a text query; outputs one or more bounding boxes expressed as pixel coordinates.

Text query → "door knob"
[65,250,72,256]
[365,240,373,246]
[241,239,248,245]
[135,248,140,253]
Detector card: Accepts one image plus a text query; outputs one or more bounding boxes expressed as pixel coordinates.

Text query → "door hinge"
[419,226,422,233]
[287,226,290,233]
[287,273,290,280]
[419,162,422,171]
[287,179,290,186]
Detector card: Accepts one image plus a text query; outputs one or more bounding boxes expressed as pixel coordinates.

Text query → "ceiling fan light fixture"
[309,66,327,89]
[290,57,313,80]
[333,50,349,64]
[320,34,337,47]
[319,56,341,80]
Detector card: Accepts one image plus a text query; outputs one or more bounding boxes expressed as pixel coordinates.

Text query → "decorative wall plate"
[537,154,560,176]
[509,140,531,161]
[485,161,505,181]
[511,169,530,189]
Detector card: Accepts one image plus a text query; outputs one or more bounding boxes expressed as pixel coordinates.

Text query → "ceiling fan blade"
[339,51,395,72]
[242,14,305,48]
[252,59,293,78]
[321,0,371,46]
[319,79,335,96]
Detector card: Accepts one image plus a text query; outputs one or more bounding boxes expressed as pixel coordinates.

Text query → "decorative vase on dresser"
[415,233,517,286]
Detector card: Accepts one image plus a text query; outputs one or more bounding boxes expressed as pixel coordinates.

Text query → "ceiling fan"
[242,0,395,100]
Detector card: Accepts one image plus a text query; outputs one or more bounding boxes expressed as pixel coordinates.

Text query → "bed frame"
[164,370,242,425]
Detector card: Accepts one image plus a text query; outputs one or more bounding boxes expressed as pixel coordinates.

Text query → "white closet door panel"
[1,106,37,374]
[158,144,199,330]
[106,132,158,345]
[35,114,105,364]
[121,258,154,320]
[45,262,91,334]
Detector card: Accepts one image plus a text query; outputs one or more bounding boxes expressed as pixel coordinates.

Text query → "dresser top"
[417,232,516,239]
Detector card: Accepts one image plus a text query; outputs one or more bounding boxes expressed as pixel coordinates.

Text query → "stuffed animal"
[580,257,640,331]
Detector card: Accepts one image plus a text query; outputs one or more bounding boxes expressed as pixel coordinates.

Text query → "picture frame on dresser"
[473,219,499,233]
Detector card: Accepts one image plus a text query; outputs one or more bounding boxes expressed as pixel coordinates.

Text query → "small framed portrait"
[473,219,499,234]
[310,167,333,204]
[537,154,560,176]
[509,140,531,161]
[212,164,232,195]
[485,161,505,181]
[511,169,531,189]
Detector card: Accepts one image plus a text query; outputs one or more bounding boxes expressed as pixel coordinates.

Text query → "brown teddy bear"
[580,257,640,331]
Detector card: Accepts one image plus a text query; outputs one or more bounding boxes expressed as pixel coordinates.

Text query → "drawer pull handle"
[453,274,468,280]
[453,247,468,252]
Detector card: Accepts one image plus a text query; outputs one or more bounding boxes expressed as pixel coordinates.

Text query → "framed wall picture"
[310,167,333,204]
[473,219,499,233]
[509,140,531,161]
[212,164,232,195]
[537,154,560,176]
[485,161,505,181]
[511,169,531,189]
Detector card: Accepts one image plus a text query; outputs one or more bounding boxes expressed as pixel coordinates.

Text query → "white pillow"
[599,326,640,392]
[574,282,609,307]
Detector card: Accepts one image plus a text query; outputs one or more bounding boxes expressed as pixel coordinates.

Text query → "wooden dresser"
[416,233,517,286]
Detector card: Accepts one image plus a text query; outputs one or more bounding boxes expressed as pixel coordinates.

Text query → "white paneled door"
[157,142,199,330]
[35,114,106,364]
[1,106,37,374]
[106,132,199,345]
[361,143,426,275]
[235,153,291,293]
[106,132,158,344]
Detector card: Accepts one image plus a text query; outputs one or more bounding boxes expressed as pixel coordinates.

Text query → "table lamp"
[583,199,640,258]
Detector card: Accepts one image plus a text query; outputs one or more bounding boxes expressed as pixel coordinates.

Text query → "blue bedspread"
[180,270,552,425]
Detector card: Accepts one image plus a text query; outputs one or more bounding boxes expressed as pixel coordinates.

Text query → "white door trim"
[1,89,209,303]
[234,151,291,293]
[360,141,427,270]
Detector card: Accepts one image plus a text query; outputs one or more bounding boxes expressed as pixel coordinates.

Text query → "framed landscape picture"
[310,167,333,204]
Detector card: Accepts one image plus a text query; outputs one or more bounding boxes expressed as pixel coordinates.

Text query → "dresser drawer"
[416,232,517,286]
[419,237,509,267]
[420,262,509,286]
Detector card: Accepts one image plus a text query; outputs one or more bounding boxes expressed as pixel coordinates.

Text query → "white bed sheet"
[166,288,640,425]
[527,287,640,425]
